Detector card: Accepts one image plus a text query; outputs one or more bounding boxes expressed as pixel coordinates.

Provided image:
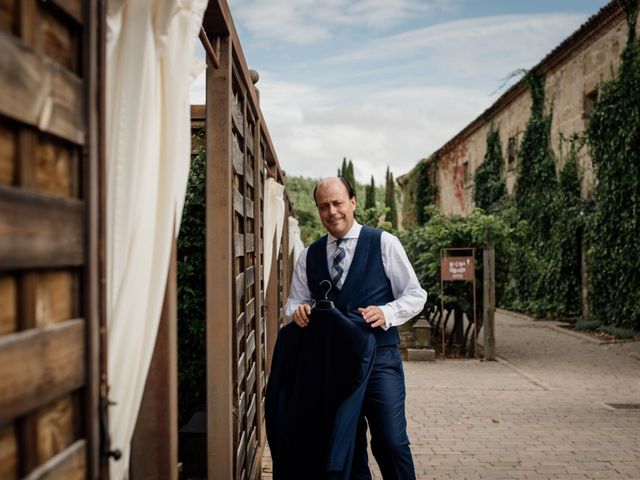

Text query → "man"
[285,177,427,479]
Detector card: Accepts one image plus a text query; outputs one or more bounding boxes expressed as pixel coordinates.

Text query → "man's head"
[313,177,357,239]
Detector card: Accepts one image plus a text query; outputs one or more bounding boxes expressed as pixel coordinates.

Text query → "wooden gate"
[201,1,292,478]
[0,1,104,478]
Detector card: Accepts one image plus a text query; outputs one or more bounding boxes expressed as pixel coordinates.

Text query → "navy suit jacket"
[265,307,376,479]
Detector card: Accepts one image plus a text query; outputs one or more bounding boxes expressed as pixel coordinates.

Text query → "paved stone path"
[263,310,640,479]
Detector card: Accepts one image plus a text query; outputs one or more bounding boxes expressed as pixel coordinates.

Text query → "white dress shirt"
[284,222,428,329]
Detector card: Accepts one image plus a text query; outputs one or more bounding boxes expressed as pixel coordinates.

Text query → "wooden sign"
[441,256,475,281]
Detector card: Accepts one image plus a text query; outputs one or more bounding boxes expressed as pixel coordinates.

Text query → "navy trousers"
[350,347,416,480]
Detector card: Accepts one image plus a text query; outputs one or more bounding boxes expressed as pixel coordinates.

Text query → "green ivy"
[505,71,584,318]
[586,0,640,330]
[473,127,507,212]
[177,130,207,426]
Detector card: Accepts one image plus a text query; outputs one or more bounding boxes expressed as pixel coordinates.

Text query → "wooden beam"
[83,0,107,477]
[48,0,83,25]
[0,29,85,145]
[0,319,85,425]
[199,27,219,70]
[23,439,85,480]
[206,34,234,480]
[0,185,84,270]
[130,239,178,480]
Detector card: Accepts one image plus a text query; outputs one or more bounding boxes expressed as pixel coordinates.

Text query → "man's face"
[315,179,356,239]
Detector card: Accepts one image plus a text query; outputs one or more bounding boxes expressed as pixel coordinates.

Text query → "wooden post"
[265,240,279,375]
[206,33,234,480]
[130,240,178,480]
[483,246,496,360]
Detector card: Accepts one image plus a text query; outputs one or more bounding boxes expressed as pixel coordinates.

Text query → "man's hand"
[358,306,386,328]
[292,304,312,327]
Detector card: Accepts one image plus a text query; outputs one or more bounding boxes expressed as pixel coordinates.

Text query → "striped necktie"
[331,239,347,289]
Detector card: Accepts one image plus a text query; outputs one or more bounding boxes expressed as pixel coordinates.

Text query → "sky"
[190,0,611,185]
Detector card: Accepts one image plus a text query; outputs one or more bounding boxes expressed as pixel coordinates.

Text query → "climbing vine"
[586,0,640,330]
[414,156,438,226]
[505,71,584,318]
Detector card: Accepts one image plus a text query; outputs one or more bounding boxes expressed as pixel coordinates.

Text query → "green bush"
[177,134,207,426]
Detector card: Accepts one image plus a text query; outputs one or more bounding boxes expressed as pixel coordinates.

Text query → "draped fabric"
[265,307,376,479]
[263,178,286,292]
[106,1,207,477]
[288,215,305,263]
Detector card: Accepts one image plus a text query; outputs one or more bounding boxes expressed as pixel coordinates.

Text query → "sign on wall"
[441,256,475,281]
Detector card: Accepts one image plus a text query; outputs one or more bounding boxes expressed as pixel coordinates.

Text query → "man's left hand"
[358,306,386,328]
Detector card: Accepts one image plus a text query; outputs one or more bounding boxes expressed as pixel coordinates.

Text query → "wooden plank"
[246,298,255,323]
[246,331,255,361]
[235,431,246,479]
[245,234,255,254]
[245,266,255,289]
[0,275,17,335]
[245,197,254,219]
[245,162,254,188]
[41,7,76,71]
[232,137,243,176]
[0,124,16,185]
[237,392,246,425]
[0,186,84,270]
[246,362,256,395]
[36,138,74,197]
[0,0,14,32]
[35,396,76,465]
[35,271,75,327]
[232,187,244,215]
[235,272,244,301]
[0,426,17,480]
[131,241,178,480]
[48,0,83,25]
[246,426,257,473]
[237,352,245,384]
[23,439,85,480]
[246,394,256,431]
[0,318,85,424]
[234,233,244,258]
[0,30,85,145]
[236,312,245,350]
[232,101,244,136]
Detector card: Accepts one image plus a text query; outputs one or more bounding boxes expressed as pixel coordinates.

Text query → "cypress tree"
[385,166,398,229]
[414,158,435,225]
[365,175,376,210]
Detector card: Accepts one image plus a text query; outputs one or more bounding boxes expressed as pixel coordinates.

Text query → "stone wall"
[427,6,638,217]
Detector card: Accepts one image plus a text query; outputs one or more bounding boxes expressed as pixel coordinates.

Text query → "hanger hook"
[320,279,332,299]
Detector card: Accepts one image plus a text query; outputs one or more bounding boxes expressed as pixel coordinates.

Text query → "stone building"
[400,0,639,218]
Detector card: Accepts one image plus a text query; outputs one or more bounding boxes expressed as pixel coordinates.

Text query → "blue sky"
[190,0,610,185]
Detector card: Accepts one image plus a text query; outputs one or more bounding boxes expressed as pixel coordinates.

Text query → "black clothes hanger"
[315,280,335,310]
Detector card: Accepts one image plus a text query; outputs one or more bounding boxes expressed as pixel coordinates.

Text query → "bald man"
[285,177,427,480]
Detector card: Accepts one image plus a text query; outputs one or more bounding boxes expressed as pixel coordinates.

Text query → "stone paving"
[263,310,640,479]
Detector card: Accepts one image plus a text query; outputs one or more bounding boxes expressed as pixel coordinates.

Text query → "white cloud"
[228,0,457,44]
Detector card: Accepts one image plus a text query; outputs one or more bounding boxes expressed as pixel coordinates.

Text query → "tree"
[365,175,376,210]
[385,166,398,229]
[474,128,507,212]
[414,158,436,226]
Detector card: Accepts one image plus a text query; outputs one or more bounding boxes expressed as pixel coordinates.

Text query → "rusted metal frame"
[199,27,220,69]
[206,33,234,480]
[131,239,178,480]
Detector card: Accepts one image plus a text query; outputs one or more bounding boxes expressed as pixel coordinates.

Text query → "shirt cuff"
[379,305,396,331]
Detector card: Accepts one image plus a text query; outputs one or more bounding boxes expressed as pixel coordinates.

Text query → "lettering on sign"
[441,256,475,281]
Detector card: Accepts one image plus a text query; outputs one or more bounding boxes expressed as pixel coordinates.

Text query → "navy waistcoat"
[306,226,400,347]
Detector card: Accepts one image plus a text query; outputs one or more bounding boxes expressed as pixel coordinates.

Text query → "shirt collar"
[328,221,361,244]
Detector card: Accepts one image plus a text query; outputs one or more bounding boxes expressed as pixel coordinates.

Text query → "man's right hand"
[292,304,312,327]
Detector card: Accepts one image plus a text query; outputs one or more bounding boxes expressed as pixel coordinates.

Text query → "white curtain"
[288,216,305,264]
[106,0,207,478]
[263,178,286,292]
